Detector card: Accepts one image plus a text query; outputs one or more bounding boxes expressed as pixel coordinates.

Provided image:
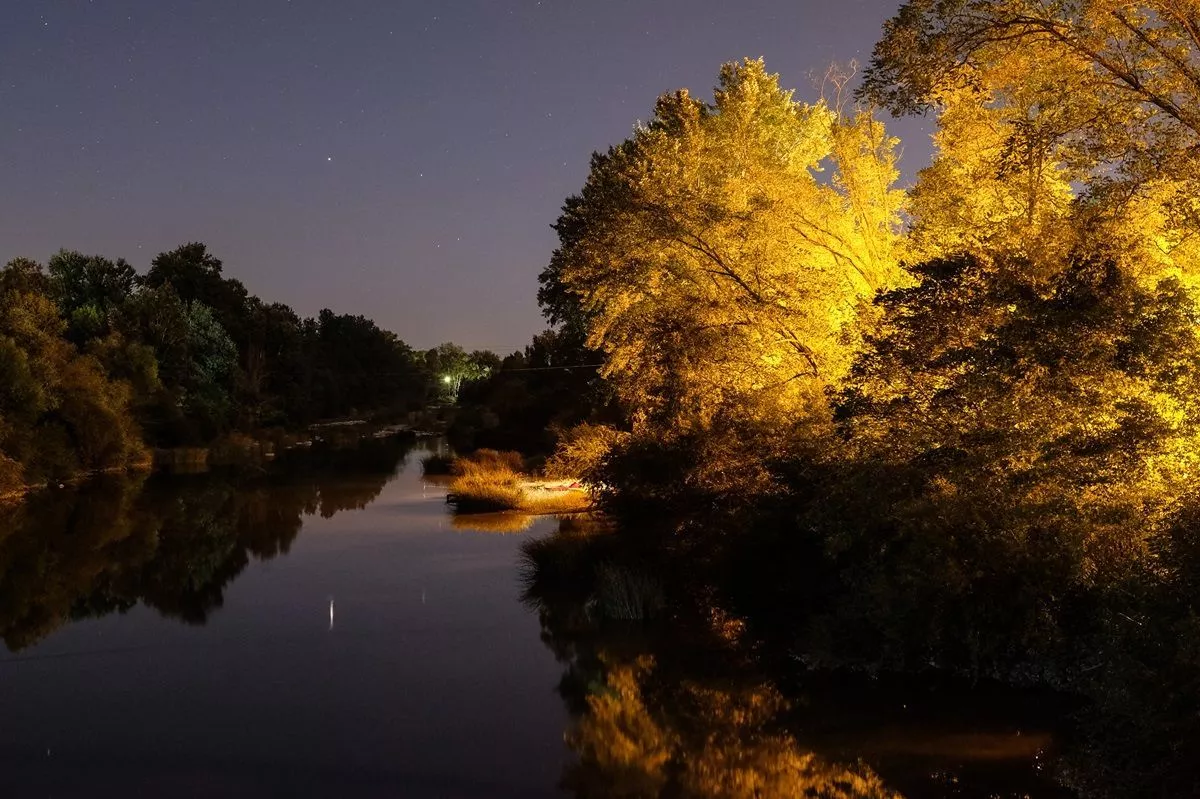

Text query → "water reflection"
[0,434,413,652]
[520,521,1082,799]
[3,443,1192,797]
[451,511,538,534]
[519,523,897,797]
[566,656,904,799]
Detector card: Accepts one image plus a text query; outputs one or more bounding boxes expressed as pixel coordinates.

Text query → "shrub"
[0,454,23,499]
[420,453,455,476]
[544,423,627,480]
[591,562,666,621]
[446,448,592,513]
[447,472,524,512]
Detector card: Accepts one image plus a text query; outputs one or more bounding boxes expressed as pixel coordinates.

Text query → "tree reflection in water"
[522,516,1200,798]
[565,656,901,799]
[520,520,1200,798]
[0,434,413,652]
[520,521,903,799]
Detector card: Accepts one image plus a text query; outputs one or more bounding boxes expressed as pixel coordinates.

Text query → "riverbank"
[1,419,426,506]
[0,455,155,506]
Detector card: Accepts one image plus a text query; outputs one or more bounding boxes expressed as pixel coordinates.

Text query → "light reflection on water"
[0,437,570,797]
[0,435,1076,798]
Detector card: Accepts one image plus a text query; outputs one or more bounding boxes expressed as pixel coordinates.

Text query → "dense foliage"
[862,0,1200,287]
[449,326,617,455]
[1,243,460,496]
[543,59,906,437]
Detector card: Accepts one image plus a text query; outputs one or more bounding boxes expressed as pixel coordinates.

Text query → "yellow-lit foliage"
[550,59,907,433]
[838,254,1200,586]
[544,423,628,480]
[565,656,901,799]
[870,0,1200,285]
[908,81,1077,270]
[1094,176,1200,292]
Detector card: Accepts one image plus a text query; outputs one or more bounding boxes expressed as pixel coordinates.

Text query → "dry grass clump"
[446,449,593,514]
[452,449,526,478]
[520,489,593,514]
[446,449,526,511]
[448,472,525,512]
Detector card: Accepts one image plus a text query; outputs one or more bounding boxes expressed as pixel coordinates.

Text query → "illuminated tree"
[836,252,1200,590]
[424,342,492,403]
[543,59,907,434]
[864,0,1200,285]
[905,82,1077,270]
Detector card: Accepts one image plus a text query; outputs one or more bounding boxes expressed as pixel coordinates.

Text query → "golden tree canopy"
[866,0,1200,285]
[544,59,906,432]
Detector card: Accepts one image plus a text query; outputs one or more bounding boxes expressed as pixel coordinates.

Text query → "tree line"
[0,242,495,497]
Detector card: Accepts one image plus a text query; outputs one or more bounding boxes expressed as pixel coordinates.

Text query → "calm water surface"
[0,438,569,797]
[0,435,1080,797]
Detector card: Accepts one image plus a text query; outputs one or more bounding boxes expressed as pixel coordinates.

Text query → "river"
[0,434,1090,797]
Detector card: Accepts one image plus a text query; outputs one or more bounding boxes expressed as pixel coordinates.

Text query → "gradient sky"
[0,0,928,352]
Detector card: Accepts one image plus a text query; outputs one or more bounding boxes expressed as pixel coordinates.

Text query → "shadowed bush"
[591,562,666,621]
[420,453,455,476]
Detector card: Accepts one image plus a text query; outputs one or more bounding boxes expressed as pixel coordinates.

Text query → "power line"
[492,364,604,373]
[342,363,604,376]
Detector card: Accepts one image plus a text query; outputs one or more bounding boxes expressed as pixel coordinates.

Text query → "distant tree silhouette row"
[0,242,493,495]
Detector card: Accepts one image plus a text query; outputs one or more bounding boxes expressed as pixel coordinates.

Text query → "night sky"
[0,0,926,352]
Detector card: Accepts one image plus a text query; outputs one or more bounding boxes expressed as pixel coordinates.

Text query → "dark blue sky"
[0,0,925,351]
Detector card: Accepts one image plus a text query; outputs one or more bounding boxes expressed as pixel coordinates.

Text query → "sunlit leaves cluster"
[545,59,906,433]
[865,0,1200,286]
[837,253,1200,584]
